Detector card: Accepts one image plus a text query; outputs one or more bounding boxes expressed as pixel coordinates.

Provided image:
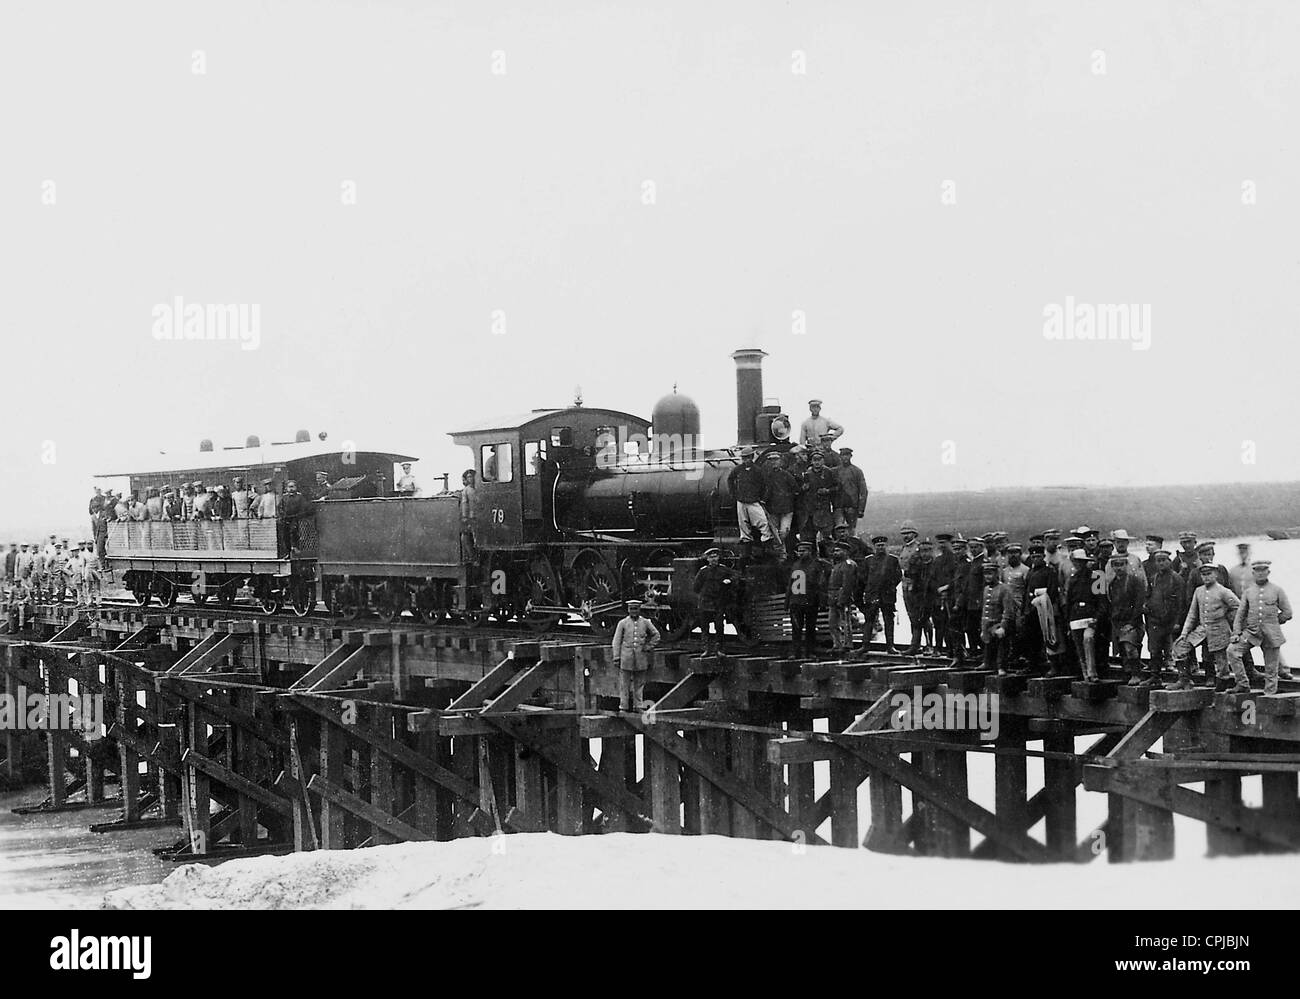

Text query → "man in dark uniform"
[961,536,987,659]
[1066,549,1104,680]
[692,548,735,657]
[787,539,829,658]
[1022,543,1061,674]
[861,534,903,654]
[1142,534,1164,585]
[764,452,801,555]
[827,541,859,655]
[1144,550,1185,676]
[946,535,971,665]
[1172,531,1199,577]
[1108,555,1149,685]
[727,446,774,553]
[902,537,938,655]
[800,449,838,551]
[930,532,956,656]
[833,447,868,535]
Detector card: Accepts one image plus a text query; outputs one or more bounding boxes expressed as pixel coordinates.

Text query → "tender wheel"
[217,578,241,608]
[375,581,407,624]
[410,583,442,624]
[257,586,283,616]
[289,579,315,617]
[331,582,362,621]
[461,608,490,628]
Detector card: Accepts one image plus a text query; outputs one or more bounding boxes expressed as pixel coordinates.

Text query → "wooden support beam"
[446,656,525,712]
[482,662,559,715]
[172,634,240,675]
[181,749,292,815]
[307,774,431,842]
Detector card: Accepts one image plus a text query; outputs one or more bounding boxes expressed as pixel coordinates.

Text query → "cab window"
[525,440,547,477]
[550,427,573,448]
[480,443,513,483]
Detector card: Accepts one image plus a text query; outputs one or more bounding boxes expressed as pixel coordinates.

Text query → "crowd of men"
[3,537,105,624]
[718,401,1293,694]
[778,525,1292,694]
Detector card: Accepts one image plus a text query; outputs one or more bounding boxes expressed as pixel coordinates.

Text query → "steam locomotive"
[100,348,804,640]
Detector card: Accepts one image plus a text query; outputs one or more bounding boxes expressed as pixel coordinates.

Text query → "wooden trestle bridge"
[3,601,1300,865]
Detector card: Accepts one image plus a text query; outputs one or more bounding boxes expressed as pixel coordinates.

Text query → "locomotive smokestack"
[731,348,767,446]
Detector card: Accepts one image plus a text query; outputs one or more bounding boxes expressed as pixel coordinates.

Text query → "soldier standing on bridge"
[861,534,902,655]
[978,560,1017,675]
[902,537,938,655]
[1107,555,1150,686]
[827,541,859,656]
[1022,543,1062,674]
[1142,535,1164,585]
[1171,564,1244,692]
[1144,550,1185,676]
[787,539,829,658]
[612,599,660,712]
[1229,560,1292,696]
[693,548,734,658]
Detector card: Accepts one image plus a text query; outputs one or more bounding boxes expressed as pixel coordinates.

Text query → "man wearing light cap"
[1172,563,1243,692]
[612,599,660,711]
[727,446,775,552]
[1229,560,1292,695]
[1105,530,1145,592]
[799,399,844,449]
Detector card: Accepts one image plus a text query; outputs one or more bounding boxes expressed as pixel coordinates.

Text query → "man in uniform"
[978,560,1017,675]
[281,480,309,550]
[1023,543,1062,674]
[1066,549,1103,681]
[930,533,956,657]
[48,542,69,604]
[799,449,838,550]
[727,446,775,553]
[145,487,164,521]
[861,534,902,654]
[182,483,197,520]
[763,452,800,555]
[1228,543,1253,598]
[1193,541,1230,588]
[833,448,868,535]
[799,399,844,449]
[1171,563,1243,691]
[1107,555,1150,685]
[611,599,660,711]
[1142,535,1164,585]
[960,536,987,659]
[787,539,829,658]
[396,462,420,496]
[1172,531,1200,576]
[80,541,102,607]
[192,485,213,520]
[693,548,735,657]
[944,535,970,663]
[1230,560,1292,695]
[88,486,104,538]
[1145,550,1186,676]
[826,540,859,655]
[902,537,938,655]
[3,543,16,584]
[998,543,1030,667]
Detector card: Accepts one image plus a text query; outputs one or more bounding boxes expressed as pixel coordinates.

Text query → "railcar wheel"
[290,579,315,617]
[216,579,240,609]
[375,581,408,624]
[130,574,152,608]
[191,592,209,607]
[330,581,362,621]
[411,583,442,624]
[155,575,178,608]
[461,608,490,628]
[258,591,283,616]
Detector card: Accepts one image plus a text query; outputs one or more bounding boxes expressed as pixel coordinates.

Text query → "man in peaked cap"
[1145,549,1185,675]
[930,533,956,656]
[693,548,735,657]
[787,539,830,658]
[799,399,844,450]
[902,537,939,655]
[1065,549,1103,680]
[1172,531,1199,576]
[1022,542,1063,673]
[1143,535,1164,584]
[1230,560,1294,695]
[1107,555,1151,686]
[826,540,860,655]
[612,599,660,711]
[727,445,776,554]
[1173,563,1244,692]
[978,559,1018,675]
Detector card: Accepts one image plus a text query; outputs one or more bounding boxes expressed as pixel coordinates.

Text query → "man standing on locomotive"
[458,469,478,560]
[799,399,844,449]
[611,599,660,712]
[396,461,420,496]
[726,446,775,553]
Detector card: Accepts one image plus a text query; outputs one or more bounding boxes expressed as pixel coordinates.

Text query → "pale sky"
[2,0,1297,536]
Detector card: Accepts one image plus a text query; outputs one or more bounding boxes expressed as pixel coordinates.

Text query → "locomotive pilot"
[612,599,660,712]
